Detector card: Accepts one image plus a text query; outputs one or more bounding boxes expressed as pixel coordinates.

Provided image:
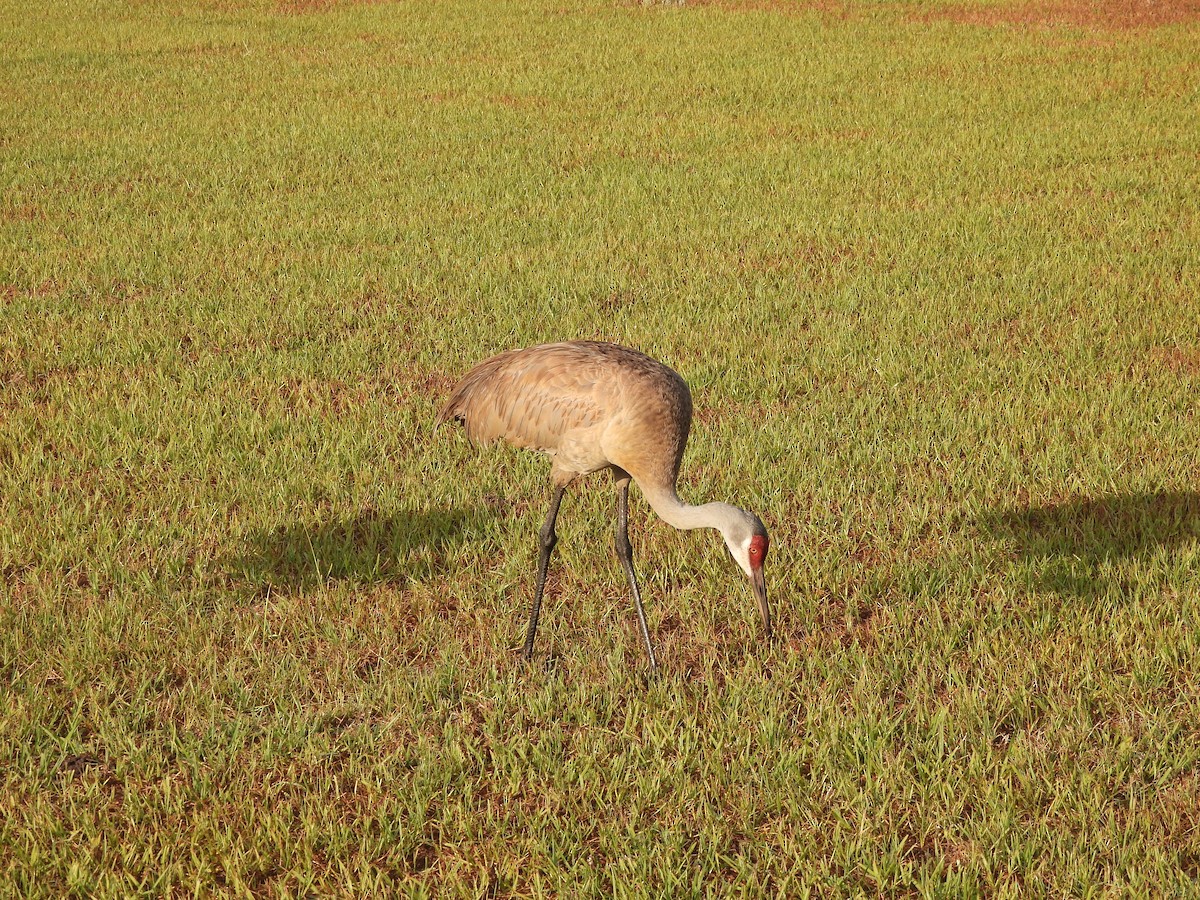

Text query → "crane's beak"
[751,567,771,639]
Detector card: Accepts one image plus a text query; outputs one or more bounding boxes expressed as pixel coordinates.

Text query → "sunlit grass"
[3,0,1200,895]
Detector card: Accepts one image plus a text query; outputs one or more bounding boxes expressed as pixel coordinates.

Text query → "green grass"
[3,0,1200,894]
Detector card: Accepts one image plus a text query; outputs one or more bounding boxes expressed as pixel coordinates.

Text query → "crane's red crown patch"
[748,534,769,567]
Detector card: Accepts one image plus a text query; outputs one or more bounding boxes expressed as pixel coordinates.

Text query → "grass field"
[3,0,1200,895]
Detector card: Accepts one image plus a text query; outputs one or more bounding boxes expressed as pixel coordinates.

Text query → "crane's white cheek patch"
[729,536,754,578]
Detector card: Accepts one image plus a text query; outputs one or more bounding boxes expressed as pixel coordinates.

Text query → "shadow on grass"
[232,506,484,593]
[981,491,1200,596]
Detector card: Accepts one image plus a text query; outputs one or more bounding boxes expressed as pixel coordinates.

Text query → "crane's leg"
[525,484,567,660]
[615,476,659,673]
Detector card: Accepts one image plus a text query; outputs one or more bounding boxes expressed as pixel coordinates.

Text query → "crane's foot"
[636,662,662,690]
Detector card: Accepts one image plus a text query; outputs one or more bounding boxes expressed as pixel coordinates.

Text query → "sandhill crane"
[437,341,771,671]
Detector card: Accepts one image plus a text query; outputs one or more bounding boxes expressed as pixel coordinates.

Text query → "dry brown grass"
[921,0,1200,30]
[1149,346,1200,376]
[684,0,856,15]
[667,0,1200,26]
[273,0,389,13]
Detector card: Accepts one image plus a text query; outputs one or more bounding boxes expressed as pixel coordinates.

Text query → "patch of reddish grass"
[1149,346,1200,376]
[274,0,389,13]
[921,0,1200,31]
[686,0,808,8]
[616,0,852,14]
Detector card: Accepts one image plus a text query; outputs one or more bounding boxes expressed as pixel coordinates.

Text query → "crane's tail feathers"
[434,375,498,443]
[434,398,461,430]
[434,351,522,444]
[435,392,473,437]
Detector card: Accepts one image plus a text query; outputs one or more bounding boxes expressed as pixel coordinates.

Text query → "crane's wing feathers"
[439,341,693,487]
[437,344,615,452]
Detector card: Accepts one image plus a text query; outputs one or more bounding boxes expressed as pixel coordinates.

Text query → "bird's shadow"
[979,491,1200,596]
[230,505,483,594]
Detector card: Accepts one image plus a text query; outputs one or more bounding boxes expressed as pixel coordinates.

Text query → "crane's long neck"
[640,486,740,535]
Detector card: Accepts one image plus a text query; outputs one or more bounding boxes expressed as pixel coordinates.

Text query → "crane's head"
[722,509,771,639]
